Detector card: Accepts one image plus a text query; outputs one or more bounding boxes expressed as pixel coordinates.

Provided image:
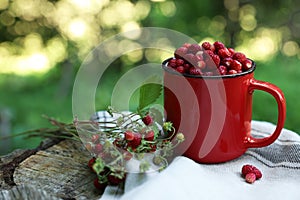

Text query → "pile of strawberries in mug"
[166,41,253,76]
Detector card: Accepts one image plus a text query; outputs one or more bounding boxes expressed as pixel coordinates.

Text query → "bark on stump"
[0,139,102,199]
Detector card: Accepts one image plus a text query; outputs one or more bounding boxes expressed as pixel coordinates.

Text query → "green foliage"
[1,0,300,155]
[137,75,162,113]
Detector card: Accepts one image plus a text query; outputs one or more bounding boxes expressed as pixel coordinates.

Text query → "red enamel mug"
[162,58,286,163]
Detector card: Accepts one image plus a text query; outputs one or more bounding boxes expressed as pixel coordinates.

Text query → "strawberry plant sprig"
[86,106,185,190]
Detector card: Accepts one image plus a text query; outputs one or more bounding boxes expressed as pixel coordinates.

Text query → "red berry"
[211,54,220,66]
[253,168,262,179]
[204,50,214,58]
[196,60,206,69]
[195,51,204,60]
[233,52,247,62]
[168,58,177,68]
[123,150,133,161]
[188,43,202,54]
[213,41,225,50]
[245,173,256,184]
[241,164,262,179]
[183,43,191,48]
[189,67,203,75]
[218,48,231,58]
[145,130,155,141]
[93,143,103,154]
[204,71,214,76]
[176,58,185,66]
[108,174,125,185]
[242,59,253,71]
[174,47,188,58]
[88,157,96,171]
[176,66,185,73]
[230,60,242,71]
[228,69,237,74]
[228,47,235,56]
[183,63,191,71]
[129,133,142,148]
[149,144,157,152]
[91,134,100,143]
[125,130,135,141]
[93,178,107,190]
[218,65,227,75]
[201,41,213,50]
[241,164,254,176]
[142,114,153,125]
[221,57,233,68]
[184,53,197,66]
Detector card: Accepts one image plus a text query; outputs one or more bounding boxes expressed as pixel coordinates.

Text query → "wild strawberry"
[213,41,225,50]
[123,150,133,161]
[129,133,142,148]
[218,48,231,58]
[184,53,197,65]
[196,60,206,69]
[230,60,242,71]
[228,69,237,74]
[245,173,256,184]
[188,43,202,54]
[125,130,135,141]
[241,164,262,179]
[242,59,253,71]
[93,143,103,154]
[149,144,157,152]
[168,58,177,68]
[183,43,191,48]
[218,65,227,75]
[145,130,155,141]
[183,63,191,71]
[189,67,203,75]
[221,57,233,68]
[91,134,100,143]
[204,50,214,58]
[174,47,188,58]
[241,164,254,176]
[176,58,185,66]
[201,41,213,50]
[93,178,107,190]
[211,54,220,66]
[253,168,262,179]
[88,157,96,171]
[204,71,214,76]
[228,47,235,56]
[108,174,126,185]
[142,114,153,125]
[233,52,247,62]
[195,51,204,60]
[176,66,185,73]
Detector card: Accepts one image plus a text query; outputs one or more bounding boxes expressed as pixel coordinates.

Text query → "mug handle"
[244,79,286,148]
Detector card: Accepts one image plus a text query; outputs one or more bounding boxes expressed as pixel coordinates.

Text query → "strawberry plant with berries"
[74,75,185,191]
[81,106,185,190]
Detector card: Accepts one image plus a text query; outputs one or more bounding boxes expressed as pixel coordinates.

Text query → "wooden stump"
[0,138,102,199]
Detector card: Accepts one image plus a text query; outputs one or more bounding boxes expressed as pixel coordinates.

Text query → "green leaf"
[137,75,162,112]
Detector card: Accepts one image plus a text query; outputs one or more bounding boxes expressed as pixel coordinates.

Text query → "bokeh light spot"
[159,1,176,17]
[282,41,299,57]
[0,0,8,10]
[68,19,87,38]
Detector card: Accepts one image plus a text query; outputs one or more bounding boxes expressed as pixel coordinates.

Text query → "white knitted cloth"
[94,111,300,200]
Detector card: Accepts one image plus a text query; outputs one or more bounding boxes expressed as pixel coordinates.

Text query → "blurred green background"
[0,0,300,155]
